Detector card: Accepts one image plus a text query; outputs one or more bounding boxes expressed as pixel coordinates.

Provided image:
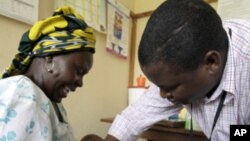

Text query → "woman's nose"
[75,76,83,87]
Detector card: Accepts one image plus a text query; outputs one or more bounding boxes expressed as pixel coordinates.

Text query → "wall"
[132,0,165,86]
[63,1,134,140]
[0,17,29,69]
[0,0,133,140]
[134,0,165,13]
[118,0,135,12]
[0,0,55,71]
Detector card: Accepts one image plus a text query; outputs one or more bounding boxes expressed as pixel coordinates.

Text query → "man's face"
[142,62,215,104]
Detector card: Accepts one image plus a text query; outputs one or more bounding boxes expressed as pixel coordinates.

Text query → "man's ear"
[203,50,222,75]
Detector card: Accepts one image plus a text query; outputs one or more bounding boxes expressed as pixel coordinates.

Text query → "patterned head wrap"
[1,6,96,79]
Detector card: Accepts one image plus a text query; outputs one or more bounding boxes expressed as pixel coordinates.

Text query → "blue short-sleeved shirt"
[0,75,76,141]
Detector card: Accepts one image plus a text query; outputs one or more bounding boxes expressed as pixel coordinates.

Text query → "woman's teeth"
[62,87,71,96]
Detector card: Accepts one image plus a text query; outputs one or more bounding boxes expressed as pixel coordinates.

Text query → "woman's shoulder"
[0,75,34,93]
[0,75,48,103]
[0,75,31,84]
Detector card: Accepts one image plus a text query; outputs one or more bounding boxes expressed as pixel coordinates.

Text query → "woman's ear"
[45,56,54,73]
[203,50,222,75]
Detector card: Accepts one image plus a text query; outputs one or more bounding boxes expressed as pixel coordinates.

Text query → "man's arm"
[106,84,183,141]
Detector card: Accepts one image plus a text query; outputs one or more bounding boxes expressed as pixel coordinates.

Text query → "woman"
[0,6,95,141]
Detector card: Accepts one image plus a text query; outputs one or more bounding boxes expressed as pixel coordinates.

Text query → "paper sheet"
[55,0,106,33]
[0,0,38,24]
[106,0,131,59]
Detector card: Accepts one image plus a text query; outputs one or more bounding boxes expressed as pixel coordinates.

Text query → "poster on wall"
[0,0,38,24]
[55,0,106,33]
[106,0,131,59]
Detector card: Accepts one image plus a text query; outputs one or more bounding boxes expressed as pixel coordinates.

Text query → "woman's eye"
[77,68,86,76]
[77,70,82,75]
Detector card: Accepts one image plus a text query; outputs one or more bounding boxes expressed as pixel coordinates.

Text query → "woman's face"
[44,51,93,102]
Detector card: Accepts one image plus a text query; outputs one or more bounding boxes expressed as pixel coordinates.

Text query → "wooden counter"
[101,117,208,141]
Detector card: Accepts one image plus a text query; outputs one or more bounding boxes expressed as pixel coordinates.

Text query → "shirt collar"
[204,27,236,104]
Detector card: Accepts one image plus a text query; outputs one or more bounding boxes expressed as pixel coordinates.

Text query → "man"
[106,0,250,141]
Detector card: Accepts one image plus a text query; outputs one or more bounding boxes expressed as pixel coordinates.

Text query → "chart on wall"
[106,0,131,59]
[0,0,38,24]
[55,0,106,33]
[218,0,250,19]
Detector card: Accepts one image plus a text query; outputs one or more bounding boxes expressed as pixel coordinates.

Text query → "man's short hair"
[138,0,228,72]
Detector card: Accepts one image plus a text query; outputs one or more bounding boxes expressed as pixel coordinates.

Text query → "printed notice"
[0,0,38,24]
[55,0,106,33]
[106,0,131,59]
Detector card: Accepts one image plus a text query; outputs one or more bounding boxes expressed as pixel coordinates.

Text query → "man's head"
[138,0,228,104]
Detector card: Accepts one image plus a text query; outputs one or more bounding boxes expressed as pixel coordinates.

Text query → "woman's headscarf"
[1,6,96,79]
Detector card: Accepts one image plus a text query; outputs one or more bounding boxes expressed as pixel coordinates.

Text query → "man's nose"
[160,90,172,99]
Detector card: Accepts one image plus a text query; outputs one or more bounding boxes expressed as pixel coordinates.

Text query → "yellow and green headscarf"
[1,6,96,79]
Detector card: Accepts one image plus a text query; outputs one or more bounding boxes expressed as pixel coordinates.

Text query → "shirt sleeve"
[108,84,183,141]
[0,77,52,140]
